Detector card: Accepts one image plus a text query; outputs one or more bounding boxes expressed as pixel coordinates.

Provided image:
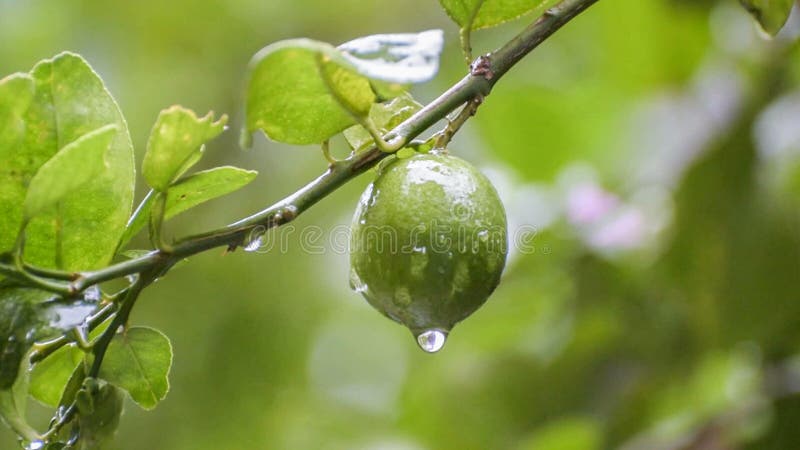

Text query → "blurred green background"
[3,0,800,448]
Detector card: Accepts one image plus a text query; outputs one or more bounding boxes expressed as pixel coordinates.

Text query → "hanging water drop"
[416,329,447,353]
[244,232,264,252]
[24,440,45,450]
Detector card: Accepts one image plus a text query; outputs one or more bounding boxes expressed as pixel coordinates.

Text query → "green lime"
[349,152,508,352]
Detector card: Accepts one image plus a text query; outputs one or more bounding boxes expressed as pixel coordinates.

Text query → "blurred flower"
[566,182,619,225]
[558,167,671,258]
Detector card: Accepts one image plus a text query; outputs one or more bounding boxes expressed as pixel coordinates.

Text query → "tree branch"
[26,0,602,294]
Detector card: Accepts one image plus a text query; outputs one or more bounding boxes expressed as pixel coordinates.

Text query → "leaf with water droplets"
[1,52,135,272]
[0,285,101,390]
[142,106,227,192]
[344,93,423,152]
[0,286,55,389]
[119,166,257,248]
[438,0,559,30]
[24,125,117,220]
[337,30,444,84]
[98,326,172,410]
[738,0,795,36]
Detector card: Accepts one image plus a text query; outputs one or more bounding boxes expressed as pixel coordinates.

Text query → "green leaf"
[142,106,227,192]
[28,344,83,407]
[438,0,558,30]
[1,284,100,389]
[57,360,86,410]
[369,80,410,101]
[24,125,117,220]
[318,56,376,117]
[119,166,257,248]
[0,357,37,443]
[74,378,124,450]
[0,52,136,272]
[245,39,376,145]
[165,166,256,217]
[0,287,54,389]
[0,73,35,255]
[30,316,111,409]
[98,326,172,410]
[0,285,97,438]
[344,93,422,151]
[244,31,445,147]
[739,0,795,36]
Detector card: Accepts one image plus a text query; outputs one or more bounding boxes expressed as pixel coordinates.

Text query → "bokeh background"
[3,0,800,448]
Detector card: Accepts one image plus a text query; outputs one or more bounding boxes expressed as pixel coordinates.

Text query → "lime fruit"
[349,152,508,352]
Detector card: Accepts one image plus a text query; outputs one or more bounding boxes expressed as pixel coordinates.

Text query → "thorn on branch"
[434,96,484,150]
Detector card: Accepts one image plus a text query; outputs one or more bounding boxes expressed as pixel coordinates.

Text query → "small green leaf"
[74,378,124,450]
[438,0,558,30]
[164,166,257,218]
[30,316,111,408]
[119,166,257,248]
[739,0,795,36]
[0,358,38,443]
[57,361,87,409]
[28,344,83,407]
[142,106,227,192]
[98,326,172,410]
[245,39,376,145]
[24,125,117,220]
[344,93,422,151]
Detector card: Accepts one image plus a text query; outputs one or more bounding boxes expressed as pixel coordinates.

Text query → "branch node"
[469,54,494,81]
[280,205,298,223]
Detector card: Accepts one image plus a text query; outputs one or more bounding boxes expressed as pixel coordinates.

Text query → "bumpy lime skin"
[350,153,508,336]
